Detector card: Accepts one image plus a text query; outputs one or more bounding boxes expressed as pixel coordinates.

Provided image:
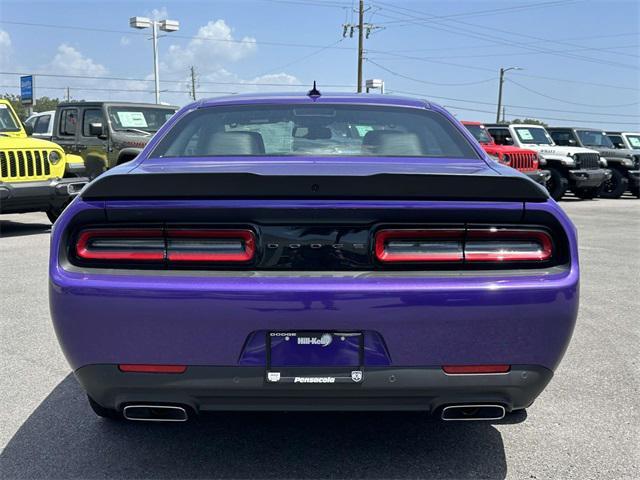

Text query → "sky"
[0,0,638,130]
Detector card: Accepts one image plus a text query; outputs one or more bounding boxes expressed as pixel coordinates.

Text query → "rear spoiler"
[81,172,549,202]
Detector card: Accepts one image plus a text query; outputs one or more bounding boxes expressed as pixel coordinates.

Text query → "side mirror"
[505,136,514,145]
[568,139,577,146]
[23,123,34,136]
[89,122,105,137]
[616,142,625,149]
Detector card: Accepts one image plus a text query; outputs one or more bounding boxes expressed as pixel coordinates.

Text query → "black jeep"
[51,102,177,179]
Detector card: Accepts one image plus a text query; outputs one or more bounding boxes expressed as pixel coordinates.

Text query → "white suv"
[24,110,55,140]
[487,123,610,201]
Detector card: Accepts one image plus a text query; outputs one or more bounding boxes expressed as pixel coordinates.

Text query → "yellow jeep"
[0,99,87,222]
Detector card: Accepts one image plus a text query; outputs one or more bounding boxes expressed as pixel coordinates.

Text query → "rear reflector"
[442,365,510,374]
[167,229,255,262]
[118,364,187,374]
[375,229,464,262]
[75,228,255,264]
[465,229,553,262]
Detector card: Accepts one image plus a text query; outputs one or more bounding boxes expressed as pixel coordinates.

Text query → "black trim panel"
[76,364,553,413]
[81,172,549,202]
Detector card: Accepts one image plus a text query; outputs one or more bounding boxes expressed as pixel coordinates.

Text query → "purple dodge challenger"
[49,91,579,422]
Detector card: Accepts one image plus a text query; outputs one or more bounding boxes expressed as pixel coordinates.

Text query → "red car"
[462,121,550,186]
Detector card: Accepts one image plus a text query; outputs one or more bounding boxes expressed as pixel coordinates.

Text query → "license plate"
[266,331,364,385]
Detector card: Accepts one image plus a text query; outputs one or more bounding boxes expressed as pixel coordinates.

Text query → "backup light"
[375,229,464,262]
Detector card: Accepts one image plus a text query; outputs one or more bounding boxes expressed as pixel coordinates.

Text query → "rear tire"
[573,186,602,200]
[46,202,69,223]
[546,168,568,201]
[88,396,121,420]
[600,169,628,199]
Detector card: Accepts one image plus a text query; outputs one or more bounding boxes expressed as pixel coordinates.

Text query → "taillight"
[465,229,552,262]
[375,229,464,262]
[167,229,255,262]
[76,229,164,261]
[75,228,256,264]
[375,228,553,264]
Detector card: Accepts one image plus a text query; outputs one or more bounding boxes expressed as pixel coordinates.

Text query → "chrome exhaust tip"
[123,405,188,422]
[441,404,506,421]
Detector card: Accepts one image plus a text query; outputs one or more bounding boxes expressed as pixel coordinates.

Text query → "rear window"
[151,105,479,159]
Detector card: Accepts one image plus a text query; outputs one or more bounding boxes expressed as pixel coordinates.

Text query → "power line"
[255,38,346,77]
[0,84,235,95]
[366,59,497,87]
[371,2,637,69]
[0,20,357,51]
[0,71,355,88]
[363,79,640,117]
[387,90,639,126]
[506,78,639,108]
[374,44,638,61]
[377,0,578,24]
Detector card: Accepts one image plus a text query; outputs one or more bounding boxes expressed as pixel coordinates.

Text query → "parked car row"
[463,122,639,200]
[1,101,178,222]
[0,100,87,222]
[3,96,637,226]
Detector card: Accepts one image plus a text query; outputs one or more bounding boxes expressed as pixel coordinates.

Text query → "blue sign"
[20,75,34,105]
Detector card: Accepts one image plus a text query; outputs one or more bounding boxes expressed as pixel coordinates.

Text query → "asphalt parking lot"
[0,198,638,480]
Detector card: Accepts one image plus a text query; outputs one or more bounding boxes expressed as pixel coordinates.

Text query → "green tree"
[1,93,61,120]
[510,118,549,128]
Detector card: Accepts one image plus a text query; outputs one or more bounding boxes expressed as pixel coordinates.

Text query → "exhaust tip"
[123,405,188,422]
[441,404,506,421]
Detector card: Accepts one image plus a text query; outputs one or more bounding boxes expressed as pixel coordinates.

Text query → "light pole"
[496,66,522,123]
[129,16,180,104]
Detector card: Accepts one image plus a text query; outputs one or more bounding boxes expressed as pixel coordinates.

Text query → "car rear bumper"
[524,170,551,185]
[0,178,88,214]
[76,364,553,413]
[567,168,611,188]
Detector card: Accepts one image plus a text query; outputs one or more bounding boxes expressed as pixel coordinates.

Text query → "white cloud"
[149,7,169,20]
[0,29,12,68]
[46,44,108,77]
[164,20,256,74]
[0,29,11,51]
[120,36,131,47]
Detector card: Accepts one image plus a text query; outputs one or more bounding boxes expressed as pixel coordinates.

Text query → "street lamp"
[496,66,522,123]
[129,15,180,104]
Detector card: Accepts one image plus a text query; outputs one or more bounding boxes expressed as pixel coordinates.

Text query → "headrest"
[206,131,266,155]
[362,130,423,156]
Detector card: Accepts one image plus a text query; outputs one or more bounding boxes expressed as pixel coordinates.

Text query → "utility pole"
[66,87,70,101]
[496,66,522,123]
[357,0,364,93]
[190,66,197,101]
[151,20,160,104]
[502,106,506,123]
[342,1,381,93]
